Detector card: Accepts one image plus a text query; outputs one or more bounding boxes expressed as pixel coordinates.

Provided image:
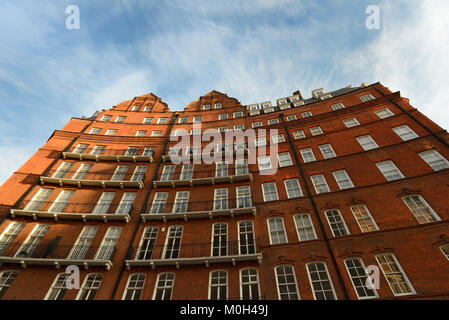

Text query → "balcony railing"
[125,240,262,269]
[10,201,133,223]
[40,170,145,189]
[0,242,116,270]
[142,198,256,222]
[162,149,248,163]
[63,147,153,163]
[153,166,253,188]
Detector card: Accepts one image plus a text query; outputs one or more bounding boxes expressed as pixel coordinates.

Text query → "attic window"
[214,103,223,109]
[143,106,152,112]
[278,99,288,105]
[203,104,211,110]
[319,94,332,100]
[331,103,345,111]
[290,96,300,102]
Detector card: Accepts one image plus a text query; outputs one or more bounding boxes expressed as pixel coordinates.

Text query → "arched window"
[402,195,440,224]
[45,273,71,300]
[77,273,103,300]
[122,273,146,300]
[343,257,377,299]
[153,272,175,300]
[240,268,260,300]
[209,270,227,300]
[306,261,336,300]
[0,271,18,299]
[293,214,317,241]
[440,244,449,261]
[274,265,299,300]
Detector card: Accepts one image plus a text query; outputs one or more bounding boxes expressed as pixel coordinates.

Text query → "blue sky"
[1,0,448,185]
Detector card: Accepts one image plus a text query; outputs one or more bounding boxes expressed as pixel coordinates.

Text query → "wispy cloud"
[338,0,449,129]
[0,0,448,186]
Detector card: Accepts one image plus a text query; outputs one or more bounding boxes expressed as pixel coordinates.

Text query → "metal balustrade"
[40,170,146,189]
[142,198,256,222]
[0,242,116,270]
[125,240,262,269]
[62,147,153,163]
[162,149,249,162]
[10,201,133,223]
[154,165,253,188]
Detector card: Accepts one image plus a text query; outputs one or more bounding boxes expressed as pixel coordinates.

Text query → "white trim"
[306,261,337,300]
[274,265,300,300]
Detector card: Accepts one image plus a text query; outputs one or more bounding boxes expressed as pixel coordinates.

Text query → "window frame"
[306,261,337,300]
[267,217,288,245]
[274,265,300,300]
[262,182,279,202]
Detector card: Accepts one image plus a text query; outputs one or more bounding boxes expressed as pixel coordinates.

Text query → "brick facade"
[0,84,448,300]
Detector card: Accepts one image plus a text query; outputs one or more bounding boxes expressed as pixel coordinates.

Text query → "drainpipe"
[278,113,350,300]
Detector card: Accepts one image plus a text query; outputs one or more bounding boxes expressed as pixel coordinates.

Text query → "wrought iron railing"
[15,201,135,215]
[42,170,146,182]
[156,165,253,182]
[64,147,154,157]
[0,242,117,261]
[128,240,260,261]
[148,198,254,214]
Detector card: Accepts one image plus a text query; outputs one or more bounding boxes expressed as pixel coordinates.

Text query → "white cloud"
[339,0,449,130]
[1,0,448,188]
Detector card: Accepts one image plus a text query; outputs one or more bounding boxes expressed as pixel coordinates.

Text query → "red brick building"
[0,82,448,300]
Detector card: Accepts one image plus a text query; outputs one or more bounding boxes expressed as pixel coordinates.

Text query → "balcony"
[40,170,145,189]
[162,149,249,163]
[125,240,262,270]
[153,166,253,188]
[10,201,132,223]
[62,147,153,163]
[142,199,256,222]
[0,242,116,270]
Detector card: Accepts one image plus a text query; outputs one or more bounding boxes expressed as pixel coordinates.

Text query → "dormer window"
[277,99,288,105]
[290,96,300,102]
[100,115,112,122]
[131,105,141,112]
[143,106,152,112]
[320,93,332,100]
[302,111,313,118]
[262,102,272,109]
[312,88,324,98]
[360,94,376,102]
[293,101,305,107]
[331,103,345,111]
